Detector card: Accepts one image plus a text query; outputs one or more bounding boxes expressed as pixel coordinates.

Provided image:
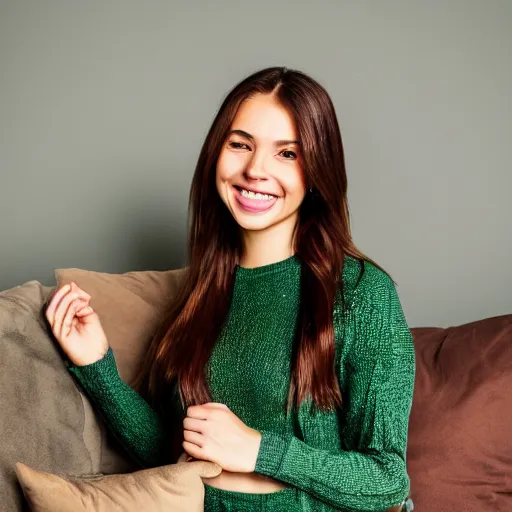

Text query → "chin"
[232,212,279,232]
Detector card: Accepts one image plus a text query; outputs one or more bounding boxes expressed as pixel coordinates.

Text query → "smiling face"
[215,93,307,240]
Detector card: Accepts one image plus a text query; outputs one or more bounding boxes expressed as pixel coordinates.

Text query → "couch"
[1,266,511,511]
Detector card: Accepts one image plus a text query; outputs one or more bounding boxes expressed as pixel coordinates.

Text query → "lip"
[233,185,279,197]
[233,185,279,214]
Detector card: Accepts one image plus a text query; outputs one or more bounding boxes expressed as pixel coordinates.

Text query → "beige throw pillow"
[53,267,188,475]
[54,267,187,384]
[16,459,221,512]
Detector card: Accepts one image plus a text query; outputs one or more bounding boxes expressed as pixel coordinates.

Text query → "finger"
[183,429,204,447]
[74,298,90,312]
[183,417,206,433]
[53,291,81,336]
[75,305,95,318]
[78,307,99,326]
[182,441,203,460]
[47,283,91,328]
[70,282,91,300]
[205,403,230,410]
[61,298,89,338]
[45,284,71,324]
[186,405,209,420]
[59,298,85,340]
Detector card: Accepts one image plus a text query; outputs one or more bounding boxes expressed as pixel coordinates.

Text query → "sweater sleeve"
[254,279,415,511]
[66,347,171,469]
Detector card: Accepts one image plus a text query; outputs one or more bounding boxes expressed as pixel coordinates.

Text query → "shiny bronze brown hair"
[132,66,388,413]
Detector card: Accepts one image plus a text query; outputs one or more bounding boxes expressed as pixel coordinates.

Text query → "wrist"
[245,429,262,472]
[71,345,110,367]
[254,430,289,478]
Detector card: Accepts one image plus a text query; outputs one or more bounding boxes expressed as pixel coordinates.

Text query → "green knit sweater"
[68,255,415,511]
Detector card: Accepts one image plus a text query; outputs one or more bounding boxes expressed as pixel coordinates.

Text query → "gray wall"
[1,1,511,328]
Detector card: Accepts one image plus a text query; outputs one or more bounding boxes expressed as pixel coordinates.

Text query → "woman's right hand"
[45,282,110,366]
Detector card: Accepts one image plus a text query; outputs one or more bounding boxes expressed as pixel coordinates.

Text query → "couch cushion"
[54,266,187,474]
[15,458,221,512]
[52,266,512,510]
[0,281,98,512]
[408,314,512,511]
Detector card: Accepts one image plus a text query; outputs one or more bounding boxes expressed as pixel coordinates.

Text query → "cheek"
[282,168,306,199]
[216,151,244,182]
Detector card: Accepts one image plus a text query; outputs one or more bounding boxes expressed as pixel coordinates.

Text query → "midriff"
[178,452,288,493]
[202,471,289,493]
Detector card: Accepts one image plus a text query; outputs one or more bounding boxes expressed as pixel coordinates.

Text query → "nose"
[244,153,268,182]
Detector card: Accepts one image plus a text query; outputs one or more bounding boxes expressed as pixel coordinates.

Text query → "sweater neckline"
[235,254,301,279]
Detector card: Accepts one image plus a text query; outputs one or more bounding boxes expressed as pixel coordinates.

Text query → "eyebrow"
[228,129,300,146]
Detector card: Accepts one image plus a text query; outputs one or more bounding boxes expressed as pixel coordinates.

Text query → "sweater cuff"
[67,347,119,391]
[254,430,290,478]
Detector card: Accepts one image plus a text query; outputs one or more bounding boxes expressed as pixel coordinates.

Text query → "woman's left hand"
[183,402,262,473]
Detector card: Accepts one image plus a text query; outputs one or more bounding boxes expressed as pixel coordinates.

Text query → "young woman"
[45,67,415,511]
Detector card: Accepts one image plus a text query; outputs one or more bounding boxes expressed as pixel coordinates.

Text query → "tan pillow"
[16,459,221,512]
[54,267,188,384]
[53,267,188,475]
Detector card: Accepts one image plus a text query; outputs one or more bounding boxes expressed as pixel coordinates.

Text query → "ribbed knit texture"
[68,255,415,511]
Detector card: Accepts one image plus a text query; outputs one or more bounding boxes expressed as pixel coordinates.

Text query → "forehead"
[231,94,297,140]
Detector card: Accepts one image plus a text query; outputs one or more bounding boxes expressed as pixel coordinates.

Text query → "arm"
[66,347,171,469]
[254,280,415,511]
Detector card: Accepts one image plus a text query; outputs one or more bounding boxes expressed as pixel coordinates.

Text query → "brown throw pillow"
[408,314,512,511]
[16,459,221,512]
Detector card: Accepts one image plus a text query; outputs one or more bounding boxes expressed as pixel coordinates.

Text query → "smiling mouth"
[232,185,279,213]
[233,185,278,201]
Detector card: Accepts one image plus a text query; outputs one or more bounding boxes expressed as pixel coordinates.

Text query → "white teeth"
[240,188,275,201]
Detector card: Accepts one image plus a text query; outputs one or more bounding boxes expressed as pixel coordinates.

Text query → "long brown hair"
[132,67,387,412]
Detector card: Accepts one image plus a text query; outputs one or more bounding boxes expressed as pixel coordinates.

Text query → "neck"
[239,216,297,268]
